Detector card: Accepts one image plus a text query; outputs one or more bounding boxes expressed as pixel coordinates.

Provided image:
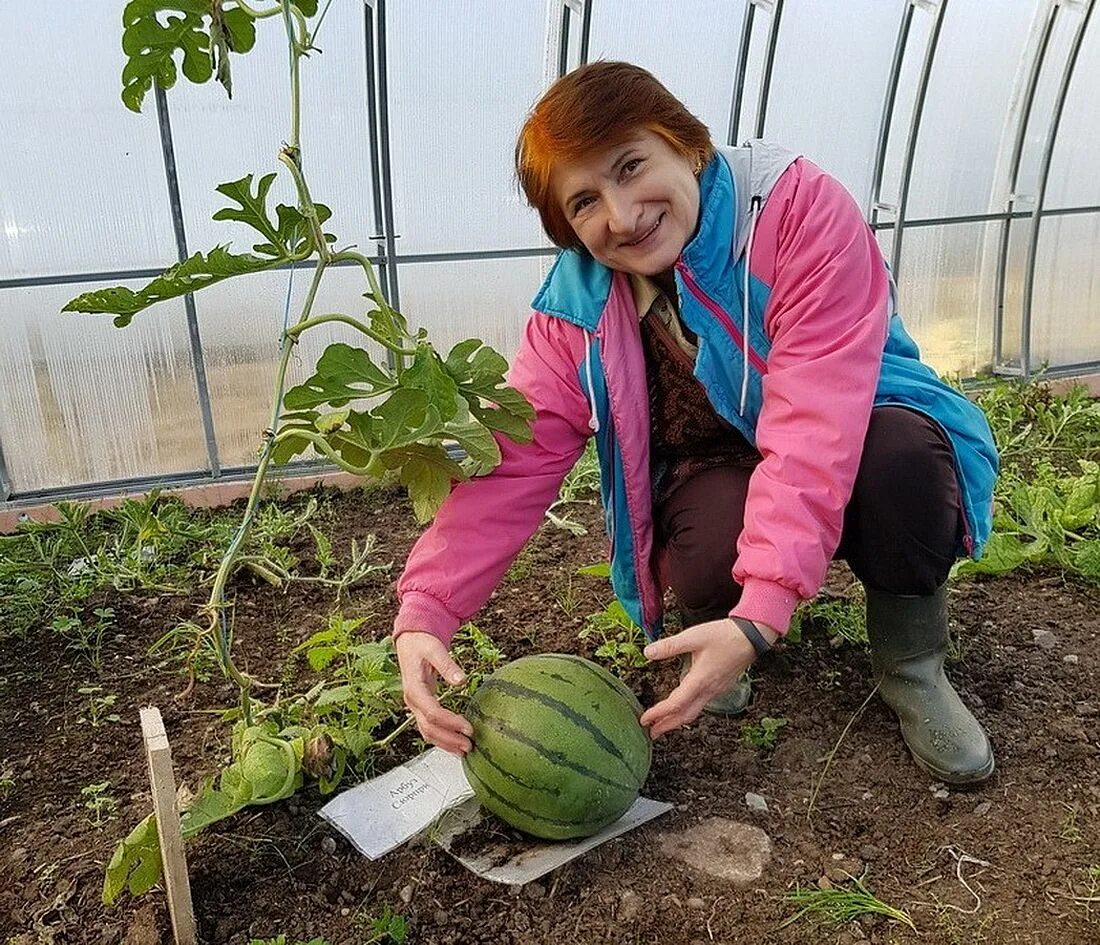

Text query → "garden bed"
[2,485,1099,945]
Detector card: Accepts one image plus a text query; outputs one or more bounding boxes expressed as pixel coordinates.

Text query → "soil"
[2,485,1099,945]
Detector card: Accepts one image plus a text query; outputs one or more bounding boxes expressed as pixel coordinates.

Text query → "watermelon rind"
[462,653,651,840]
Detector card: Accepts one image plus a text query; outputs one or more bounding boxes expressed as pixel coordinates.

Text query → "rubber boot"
[679,655,752,716]
[865,584,994,784]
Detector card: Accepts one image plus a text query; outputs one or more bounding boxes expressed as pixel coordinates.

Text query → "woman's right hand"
[394,630,474,755]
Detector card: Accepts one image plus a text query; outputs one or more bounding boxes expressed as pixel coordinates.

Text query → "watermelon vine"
[64,0,533,902]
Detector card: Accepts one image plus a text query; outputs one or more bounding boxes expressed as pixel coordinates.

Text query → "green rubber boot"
[679,655,752,716]
[866,584,994,784]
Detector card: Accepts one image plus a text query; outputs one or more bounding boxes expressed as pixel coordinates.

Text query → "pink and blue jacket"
[394,141,998,645]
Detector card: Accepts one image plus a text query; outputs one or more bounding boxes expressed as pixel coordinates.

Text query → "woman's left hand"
[639,618,762,739]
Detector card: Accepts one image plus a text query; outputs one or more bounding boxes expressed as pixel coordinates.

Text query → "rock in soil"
[659,817,771,884]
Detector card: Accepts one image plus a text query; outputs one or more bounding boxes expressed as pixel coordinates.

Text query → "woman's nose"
[605,192,637,236]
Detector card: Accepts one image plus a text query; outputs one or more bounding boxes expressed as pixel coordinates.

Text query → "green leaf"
[397,445,462,522]
[402,347,461,421]
[283,343,394,410]
[120,0,256,113]
[63,246,287,326]
[213,173,284,252]
[103,812,162,904]
[444,339,535,443]
[180,784,242,835]
[959,532,1031,575]
[1073,540,1100,579]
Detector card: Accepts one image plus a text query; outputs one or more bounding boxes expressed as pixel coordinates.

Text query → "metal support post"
[154,84,222,478]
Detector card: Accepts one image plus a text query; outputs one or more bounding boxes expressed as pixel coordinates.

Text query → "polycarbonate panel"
[0,4,177,279]
[167,1,378,260]
[884,222,1002,378]
[1029,212,1100,368]
[195,264,388,468]
[765,0,906,209]
[1014,8,1080,204]
[587,0,747,139]
[387,0,548,255]
[1046,7,1100,209]
[877,6,935,217]
[902,0,1037,220]
[0,281,208,493]
[397,256,549,363]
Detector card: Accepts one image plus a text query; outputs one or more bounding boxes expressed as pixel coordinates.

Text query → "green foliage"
[76,686,122,727]
[963,380,1100,582]
[956,459,1100,580]
[81,781,120,828]
[120,0,257,112]
[545,440,600,535]
[780,872,915,931]
[360,905,408,944]
[580,599,647,673]
[740,716,788,751]
[103,620,507,905]
[791,595,867,646]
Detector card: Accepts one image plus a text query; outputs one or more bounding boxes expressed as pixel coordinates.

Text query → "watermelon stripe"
[481,678,643,781]
[535,654,640,707]
[463,761,619,833]
[467,703,638,794]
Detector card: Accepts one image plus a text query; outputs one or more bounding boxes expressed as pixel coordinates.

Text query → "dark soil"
[2,485,1099,945]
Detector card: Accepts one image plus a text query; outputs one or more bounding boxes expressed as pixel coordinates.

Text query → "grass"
[779,872,916,932]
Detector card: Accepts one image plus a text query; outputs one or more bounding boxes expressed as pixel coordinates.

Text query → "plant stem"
[269,429,375,476]
[331,250,392,315]
[375,714,415,750]
[282,0,302,151]
[286,313,418,355]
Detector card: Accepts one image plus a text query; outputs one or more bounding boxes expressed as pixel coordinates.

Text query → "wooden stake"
[141,707,197,945]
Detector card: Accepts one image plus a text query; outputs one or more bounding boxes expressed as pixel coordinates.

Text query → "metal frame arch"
[993,0,1060,375]
[727,0,785,146]
[889,0,949,279]
[1020,0,1097,377]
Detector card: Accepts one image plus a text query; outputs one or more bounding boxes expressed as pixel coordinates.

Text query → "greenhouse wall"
[1,0,1097,503]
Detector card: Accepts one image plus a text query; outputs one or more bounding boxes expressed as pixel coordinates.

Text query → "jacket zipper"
[676,262,768,375]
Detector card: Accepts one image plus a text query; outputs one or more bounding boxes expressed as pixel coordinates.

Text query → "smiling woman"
[549,130,702,281]
[391,61,1001,789]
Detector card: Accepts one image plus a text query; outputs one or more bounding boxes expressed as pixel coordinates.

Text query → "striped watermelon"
[462,653,651,840]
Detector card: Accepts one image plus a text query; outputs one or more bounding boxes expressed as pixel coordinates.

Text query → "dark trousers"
[656,406,962,624]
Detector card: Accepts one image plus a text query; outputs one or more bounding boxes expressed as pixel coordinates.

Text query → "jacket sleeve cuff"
[393,591,463,647]
[730,578,801,636]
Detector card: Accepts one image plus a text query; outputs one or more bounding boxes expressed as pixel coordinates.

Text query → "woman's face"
[551,128,700,277]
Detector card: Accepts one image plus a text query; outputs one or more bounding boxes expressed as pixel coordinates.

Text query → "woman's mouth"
[623,214,663,248]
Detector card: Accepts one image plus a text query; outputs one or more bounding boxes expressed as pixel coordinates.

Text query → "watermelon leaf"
[121,0,257,113]
[63,246,288,326]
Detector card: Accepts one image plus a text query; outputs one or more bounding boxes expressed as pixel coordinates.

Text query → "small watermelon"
[462,653,651,840]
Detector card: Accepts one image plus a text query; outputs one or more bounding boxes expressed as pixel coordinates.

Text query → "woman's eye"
[621,158,642,177]
[572,196,595,215]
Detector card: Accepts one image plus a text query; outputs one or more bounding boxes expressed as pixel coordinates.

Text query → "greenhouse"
[1,1,1098,944]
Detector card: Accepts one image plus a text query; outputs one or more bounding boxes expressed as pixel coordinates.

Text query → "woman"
[393,62,998,784]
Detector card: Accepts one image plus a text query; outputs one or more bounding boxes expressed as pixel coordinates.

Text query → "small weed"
[352,904,408,944]
[933,904,999,945]
[1059,803,1083,843]
[505,546,536,583]
[81,780,119,827]
[544,441,600,535]
[580,600,647,674]
[801,596,867,646]
[0,767,15,800]
[76,686,122,727]
[779,872,915,931]
[741,716,788,751]
[553,575,581,619]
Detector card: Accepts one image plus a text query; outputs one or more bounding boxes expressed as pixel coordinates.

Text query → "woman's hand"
[639,618,772,738]
[394,631,474,755]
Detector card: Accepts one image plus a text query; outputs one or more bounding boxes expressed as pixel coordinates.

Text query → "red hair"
[516,61,715,250]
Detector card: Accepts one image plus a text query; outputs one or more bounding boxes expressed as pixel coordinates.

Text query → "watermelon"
[462,653,651,840]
